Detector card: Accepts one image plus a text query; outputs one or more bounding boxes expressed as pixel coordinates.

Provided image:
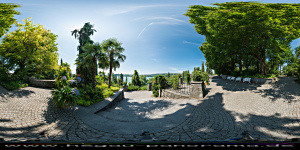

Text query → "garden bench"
[243,78,251,84]
[235,77,242,82]
[230,77,236,81]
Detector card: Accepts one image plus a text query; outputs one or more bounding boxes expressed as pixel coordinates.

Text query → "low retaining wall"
[161,89,190,99]
[94,89,124,114]
[29,77,55,88]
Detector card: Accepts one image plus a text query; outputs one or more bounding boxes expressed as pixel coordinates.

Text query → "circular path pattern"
[0,77,300,142]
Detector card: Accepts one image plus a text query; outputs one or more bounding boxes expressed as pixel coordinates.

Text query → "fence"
[166,81,191,96]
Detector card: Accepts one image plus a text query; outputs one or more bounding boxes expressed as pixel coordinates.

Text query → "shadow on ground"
[187,92,300,141]
[252,77,300,103]
[215,77,300,103]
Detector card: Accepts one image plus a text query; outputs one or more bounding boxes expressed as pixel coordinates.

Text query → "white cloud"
[137,22,154,38]
[183,40,200,46]
[106,4,181,16]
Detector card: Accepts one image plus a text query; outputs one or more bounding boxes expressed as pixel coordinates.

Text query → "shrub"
[191,70,210,85]
[169,74,179,90]
[128,85,140,91]
[140,85,147,90]
[152,75,167,97]
[52,86,79,107]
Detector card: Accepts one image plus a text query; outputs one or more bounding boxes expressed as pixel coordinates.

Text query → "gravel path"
[0,77,299,142]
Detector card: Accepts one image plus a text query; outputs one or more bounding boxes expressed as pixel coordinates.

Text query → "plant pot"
[60,101,71,109]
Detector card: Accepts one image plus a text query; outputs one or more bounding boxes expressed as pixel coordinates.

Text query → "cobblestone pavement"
[0,77,300,142]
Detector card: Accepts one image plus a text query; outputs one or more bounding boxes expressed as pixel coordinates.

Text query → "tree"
[76,42,106,89]
[132,70,141,86]
[0,18,59,78]
[0,3,20,38]
[71,22,96,84]
[120,73,123,85]
[139,75,147,86]
[166,72,170,78]
[185,2,300,76]
[101,38,126,88]
[201,61,205,73]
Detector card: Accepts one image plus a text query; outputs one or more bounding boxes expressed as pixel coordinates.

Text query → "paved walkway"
[0,77,300,142]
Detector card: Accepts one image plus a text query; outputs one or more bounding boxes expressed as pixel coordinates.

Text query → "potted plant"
[123,81,128,92]
[52,85,79,109]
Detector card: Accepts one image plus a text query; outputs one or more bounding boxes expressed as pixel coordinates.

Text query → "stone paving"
[0,77,300,142]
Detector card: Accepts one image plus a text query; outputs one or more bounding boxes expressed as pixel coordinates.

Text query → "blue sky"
[2,0,300,74]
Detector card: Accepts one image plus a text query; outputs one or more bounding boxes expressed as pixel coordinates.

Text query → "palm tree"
[75,42,107,89]
[101,38,126,88]
[71,22,97,83]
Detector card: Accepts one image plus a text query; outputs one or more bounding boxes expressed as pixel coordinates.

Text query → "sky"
[2,0,300,74]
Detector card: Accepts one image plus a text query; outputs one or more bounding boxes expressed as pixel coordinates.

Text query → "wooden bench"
[230,77,236,81]
[243,78,251,84]
[235,77,242,82]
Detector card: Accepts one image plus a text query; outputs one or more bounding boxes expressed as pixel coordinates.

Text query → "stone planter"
[189,81,205,99]
[123,85,128,92]
[60,101,72,109]
[147,83,152,91]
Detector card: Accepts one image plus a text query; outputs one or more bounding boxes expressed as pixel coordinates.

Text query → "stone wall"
[94,89,124,113]
[161,89,190,99]
[189,81,205,99]
[29,77,55,88]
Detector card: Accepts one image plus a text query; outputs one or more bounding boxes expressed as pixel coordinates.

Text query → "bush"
[128,85,140,91]
[0,80,28,91]
[169,74,179,90]
[140,85,147,90]
[52,86,79,107]
[152,75,167,97]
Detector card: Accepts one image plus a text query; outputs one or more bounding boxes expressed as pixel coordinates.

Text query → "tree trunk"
[91,65,96,89]
[108,62,113,88]
[239,57,242,75]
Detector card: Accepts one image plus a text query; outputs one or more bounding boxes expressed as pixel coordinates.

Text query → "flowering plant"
[52,86,79,108]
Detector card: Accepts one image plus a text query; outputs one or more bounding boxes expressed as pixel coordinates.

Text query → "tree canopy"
[0,3,20,38]
[0,18,59,78]
[185,2,300,76]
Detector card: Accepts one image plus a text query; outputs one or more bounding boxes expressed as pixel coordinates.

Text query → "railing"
[166,81,191,95]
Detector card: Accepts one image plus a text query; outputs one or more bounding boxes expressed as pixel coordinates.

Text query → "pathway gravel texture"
[0,76,299,142]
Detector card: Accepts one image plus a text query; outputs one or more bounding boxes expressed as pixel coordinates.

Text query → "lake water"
[117,76,153,83]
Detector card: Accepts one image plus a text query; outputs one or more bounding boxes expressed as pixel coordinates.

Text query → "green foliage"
[147,77,154,84]
[0,80,28,91]
[139,75,147,86]
[152,75,167,97]
[0,3,20,38]
[120,73,123,84]
[54,63,72,89]
[101,38,126,88]
[185,2,300,76]
[201,61,205,73]
[131,70,141,86]
[52,86,79,107]
[128,85,140,91]
[72,22,97,85]
[191,70,210,85]
[76,42,105,88]
[0,18,59,77]
[169,74,179,90]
